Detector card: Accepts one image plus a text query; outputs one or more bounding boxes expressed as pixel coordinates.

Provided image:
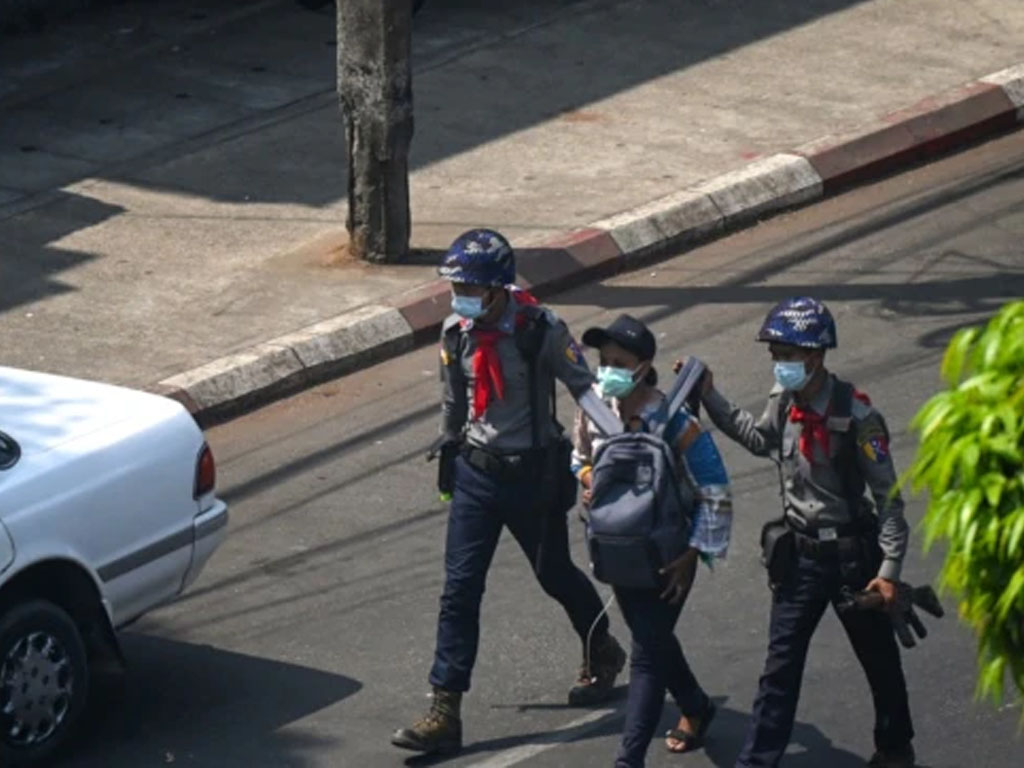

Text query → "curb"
[154,63,1024,428]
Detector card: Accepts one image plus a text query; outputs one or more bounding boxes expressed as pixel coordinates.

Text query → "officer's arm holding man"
[700,377,781,458]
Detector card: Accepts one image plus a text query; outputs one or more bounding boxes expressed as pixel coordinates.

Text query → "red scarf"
[788,388,872,462]
[468,288,538,420]
[788,405,829,463]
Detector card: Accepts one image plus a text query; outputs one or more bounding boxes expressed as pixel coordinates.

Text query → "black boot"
[867,743,916,768]
[567,632,626,706]
[391,687,463,754]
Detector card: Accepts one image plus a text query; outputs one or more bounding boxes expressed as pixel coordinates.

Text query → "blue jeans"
[736,556,914,767]
[429,455,609,693]
[613,585,707,768]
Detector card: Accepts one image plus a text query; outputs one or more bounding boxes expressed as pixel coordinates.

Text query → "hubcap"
[0,631,74,747]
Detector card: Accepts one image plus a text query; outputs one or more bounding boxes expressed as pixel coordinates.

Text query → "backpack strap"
[827,377,867,506]
[650,357,706,439]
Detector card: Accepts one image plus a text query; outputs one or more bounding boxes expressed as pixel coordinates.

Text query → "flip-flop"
[665,699,717,754]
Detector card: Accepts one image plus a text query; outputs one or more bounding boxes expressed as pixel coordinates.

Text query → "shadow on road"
[402,696,871,767]
[61,633,362,767]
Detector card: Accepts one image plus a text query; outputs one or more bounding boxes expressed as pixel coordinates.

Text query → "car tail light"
[194,443,216,499]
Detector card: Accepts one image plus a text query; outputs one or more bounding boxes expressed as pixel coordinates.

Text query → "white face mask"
[596,366,640,399]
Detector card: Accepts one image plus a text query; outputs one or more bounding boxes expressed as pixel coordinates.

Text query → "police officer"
[391,229,626,755]
[694,297,915,768]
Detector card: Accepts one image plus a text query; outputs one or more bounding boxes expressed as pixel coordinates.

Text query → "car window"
[0,431,20,470]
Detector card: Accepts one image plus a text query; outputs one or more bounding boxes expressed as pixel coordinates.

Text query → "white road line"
[464,708,619,768]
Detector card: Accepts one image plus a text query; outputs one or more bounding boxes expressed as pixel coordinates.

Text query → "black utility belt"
[792,528,866,560]
[461,445,543,476]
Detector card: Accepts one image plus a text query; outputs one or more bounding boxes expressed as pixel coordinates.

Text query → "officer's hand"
[581,489,593,507]
[867,577,898,610]
[671,357,713,396]
[659,548,699,605]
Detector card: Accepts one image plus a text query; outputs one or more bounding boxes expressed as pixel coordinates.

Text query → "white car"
[0,366,228,765]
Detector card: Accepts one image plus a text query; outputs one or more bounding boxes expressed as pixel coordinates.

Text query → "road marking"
[464,708,619,768]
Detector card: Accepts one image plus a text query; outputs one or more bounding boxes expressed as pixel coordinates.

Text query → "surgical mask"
[597,366,640,399]
[451,294,486,320]
[774,361,810,391]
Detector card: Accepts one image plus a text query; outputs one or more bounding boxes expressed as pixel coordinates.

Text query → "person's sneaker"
[567,633,627,706]
[867,744,916,768]
[391,688,463,754]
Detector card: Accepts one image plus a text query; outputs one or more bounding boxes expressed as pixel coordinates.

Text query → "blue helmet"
[757,297,837,349]
[438,229,515,287]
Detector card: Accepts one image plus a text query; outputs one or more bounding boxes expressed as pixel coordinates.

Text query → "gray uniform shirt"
[440,295,594,453]
[703,375,909,581]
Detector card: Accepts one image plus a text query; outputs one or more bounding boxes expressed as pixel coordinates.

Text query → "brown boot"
[391,687,463,754]
[567,633,627,706]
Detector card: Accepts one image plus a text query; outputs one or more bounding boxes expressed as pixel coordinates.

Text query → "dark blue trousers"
[736,556,914,767]
[613,584,707,768]
[429,455,609,693]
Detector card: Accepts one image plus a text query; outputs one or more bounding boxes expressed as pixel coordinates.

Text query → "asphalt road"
[62,131,1024,768]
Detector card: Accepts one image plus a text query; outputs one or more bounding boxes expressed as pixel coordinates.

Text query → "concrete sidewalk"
[1,0,1023,420]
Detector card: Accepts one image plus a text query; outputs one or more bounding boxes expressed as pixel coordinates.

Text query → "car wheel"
[0,601,89,767]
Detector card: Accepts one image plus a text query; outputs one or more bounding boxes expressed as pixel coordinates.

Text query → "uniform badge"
[861,434,889,463]
[565,338,584,364]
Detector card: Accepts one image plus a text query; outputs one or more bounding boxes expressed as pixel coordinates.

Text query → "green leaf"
[996,568,1024,622]
[959,489,984,534]
[1007,512,1024,559]
[960,442,981,486]
[982,473,1007,509]
[941,327,978,385]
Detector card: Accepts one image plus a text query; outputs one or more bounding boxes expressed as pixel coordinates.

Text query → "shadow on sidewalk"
[60,632,361,767]
[1,191,122,314]
[128,0,872,208]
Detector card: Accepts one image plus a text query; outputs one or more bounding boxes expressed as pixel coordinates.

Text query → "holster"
[760,516,795,589]
[842,504,882,587]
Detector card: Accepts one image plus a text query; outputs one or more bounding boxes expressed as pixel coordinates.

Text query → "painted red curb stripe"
[392,278,451,343]
[798,82,1017,194]
[518,228,624,297]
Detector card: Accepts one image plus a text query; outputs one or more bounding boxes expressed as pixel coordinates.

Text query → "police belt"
[789,520,868,561]
[461,445,542,478]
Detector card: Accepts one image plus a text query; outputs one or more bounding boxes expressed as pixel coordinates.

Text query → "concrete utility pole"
[336,0,413,264]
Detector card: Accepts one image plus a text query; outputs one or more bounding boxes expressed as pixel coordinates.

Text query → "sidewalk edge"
[152,64,1024,428]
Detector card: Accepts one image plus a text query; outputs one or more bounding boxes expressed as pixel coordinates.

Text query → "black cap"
[581,314,656,361]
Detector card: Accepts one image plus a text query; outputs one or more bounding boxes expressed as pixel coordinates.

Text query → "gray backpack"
[586,359,706,589]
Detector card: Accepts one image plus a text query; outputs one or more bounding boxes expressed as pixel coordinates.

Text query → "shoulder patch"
[856,411,889,462]
[860,433,890,463]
